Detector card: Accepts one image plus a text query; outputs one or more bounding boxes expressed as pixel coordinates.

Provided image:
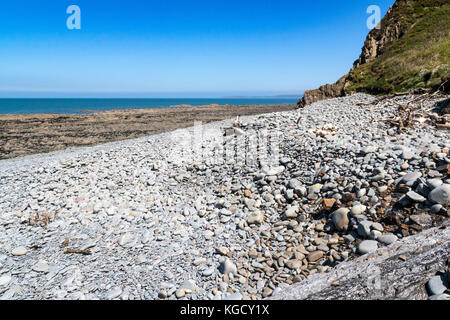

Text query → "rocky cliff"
[298,0,450,107]
[352,0,406,68]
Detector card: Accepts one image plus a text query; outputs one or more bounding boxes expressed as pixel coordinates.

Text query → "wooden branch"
[64,248,92,255]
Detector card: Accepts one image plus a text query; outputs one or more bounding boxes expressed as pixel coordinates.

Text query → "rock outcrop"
[298,76,348,108]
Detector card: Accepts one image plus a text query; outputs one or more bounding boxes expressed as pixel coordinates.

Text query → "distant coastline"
[224,94,301,99]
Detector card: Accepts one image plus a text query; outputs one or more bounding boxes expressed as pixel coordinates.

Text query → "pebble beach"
[0,93,449,300]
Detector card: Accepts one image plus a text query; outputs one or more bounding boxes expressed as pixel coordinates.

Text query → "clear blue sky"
[0,0,395,98]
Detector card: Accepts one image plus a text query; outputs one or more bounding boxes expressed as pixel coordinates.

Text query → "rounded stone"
[0,274,12,286]
[223,292,243,300]
[181,279,197,292]
[369,230,382,240]
[202,267,215,277]
[350,204,367,216]
[215,247,230,256]
[431,204,443,214]
[344,233,356,243]
[427,275,448,295]
[32,261,50,273]
[406,191,426,202]
[323,198,336,211]
[357,220,373,238]
[358,240,378,254]
[307,251,324,263]
[372,222,384,232]
[429,184,450,205]
[401,149,414,160]
[285,259,302,269]
[400,171,422,184]
[332,208,349,231]
[361,146,377,154]
[262,287,273,298]
[247,210,264,224]
[118,233,133,246]
[219,259,237,275]
[203,230,214,239]
[356,189,367,198]
[427,178,443,190]
[284,206,298,219]
[176,288,186,298]
[11,246,28,256]
[377,233,398,245]
[308,183,323,194]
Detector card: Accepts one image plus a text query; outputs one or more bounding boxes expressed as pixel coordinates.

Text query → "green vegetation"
[346,1,450,95]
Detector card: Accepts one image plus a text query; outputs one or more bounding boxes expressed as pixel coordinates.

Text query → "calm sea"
[0,98,298,114]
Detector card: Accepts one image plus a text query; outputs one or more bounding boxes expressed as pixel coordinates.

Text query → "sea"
[0,98,299,114]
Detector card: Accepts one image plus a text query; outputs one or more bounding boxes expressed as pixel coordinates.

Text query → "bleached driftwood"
[270,221,449,300]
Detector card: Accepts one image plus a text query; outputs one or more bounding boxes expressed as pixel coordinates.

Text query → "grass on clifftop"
[346,2,450,95]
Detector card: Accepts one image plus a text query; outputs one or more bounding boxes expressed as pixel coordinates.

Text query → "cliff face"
[298,0,450,108]
[353,1,405,68]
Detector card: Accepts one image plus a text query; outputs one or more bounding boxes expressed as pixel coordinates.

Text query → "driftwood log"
[270,220,449,300]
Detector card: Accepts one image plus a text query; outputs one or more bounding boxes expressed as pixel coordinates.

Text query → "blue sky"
[0,0,395,98]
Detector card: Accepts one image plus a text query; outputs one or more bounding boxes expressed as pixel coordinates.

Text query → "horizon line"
[0,93,304,99]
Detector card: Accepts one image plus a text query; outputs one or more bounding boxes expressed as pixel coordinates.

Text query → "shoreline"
[0,99,299,116]
[0,103,296,160]
[0,102,297,116]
